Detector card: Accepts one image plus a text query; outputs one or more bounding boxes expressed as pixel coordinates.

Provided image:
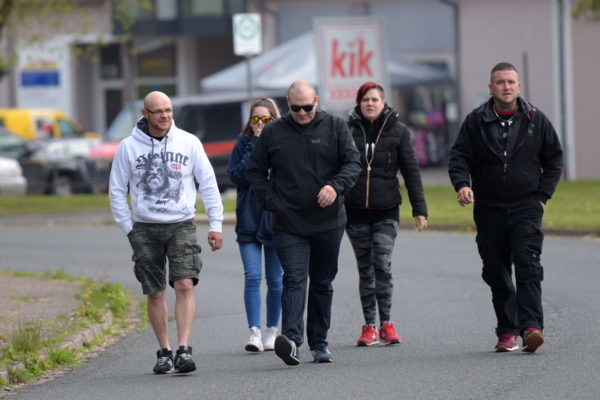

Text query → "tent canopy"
[200,31,451,93]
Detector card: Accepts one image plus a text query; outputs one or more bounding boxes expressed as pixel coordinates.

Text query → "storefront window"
[136,43,176,77]
[100,44,122,80]
[155,0,178,20]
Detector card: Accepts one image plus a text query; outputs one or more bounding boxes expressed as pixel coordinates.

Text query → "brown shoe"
[522,327,544,353]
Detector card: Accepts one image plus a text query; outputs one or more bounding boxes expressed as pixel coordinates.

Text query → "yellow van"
[0,108,101,140]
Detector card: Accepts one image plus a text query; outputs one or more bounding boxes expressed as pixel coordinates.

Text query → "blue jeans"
[239,241,283,329]
[273,227,345,350]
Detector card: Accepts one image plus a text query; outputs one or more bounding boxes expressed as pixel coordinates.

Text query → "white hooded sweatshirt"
[109,118,223,234]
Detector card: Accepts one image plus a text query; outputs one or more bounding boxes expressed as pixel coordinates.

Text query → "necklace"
[493,108,517,127]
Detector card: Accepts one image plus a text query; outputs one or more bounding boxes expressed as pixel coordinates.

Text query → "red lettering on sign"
[357,38,373,76]
[329,37,374,78]
[327,85,359,101]
[331,39,346,77]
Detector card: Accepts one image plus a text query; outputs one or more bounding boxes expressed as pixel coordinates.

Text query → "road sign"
[314,17,389,113]
[233,13,262,56]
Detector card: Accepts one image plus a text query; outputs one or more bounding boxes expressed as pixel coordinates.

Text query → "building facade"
[1,0,597,178]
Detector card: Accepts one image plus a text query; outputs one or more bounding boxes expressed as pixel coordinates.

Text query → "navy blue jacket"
[227,134,273,244]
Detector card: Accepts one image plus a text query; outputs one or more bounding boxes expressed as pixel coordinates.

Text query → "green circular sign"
[235,15,259,40]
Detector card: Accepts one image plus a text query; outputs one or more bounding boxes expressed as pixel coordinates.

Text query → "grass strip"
[0,269,142,389]
[0,180,598,233]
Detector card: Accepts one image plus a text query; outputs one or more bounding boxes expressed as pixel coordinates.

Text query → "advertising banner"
[314,17,389,113]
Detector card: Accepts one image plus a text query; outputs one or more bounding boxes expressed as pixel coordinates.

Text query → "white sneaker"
[245,327,263,352]
[263,326,278,351]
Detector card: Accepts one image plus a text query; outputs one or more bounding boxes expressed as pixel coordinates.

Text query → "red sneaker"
[356,324,379,346]
[522,327,544,353]
[379,321,401,344]
[495,333,519,352]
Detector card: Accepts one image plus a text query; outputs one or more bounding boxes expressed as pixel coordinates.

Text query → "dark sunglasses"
[249,115,273,124]
[289,103,315,112]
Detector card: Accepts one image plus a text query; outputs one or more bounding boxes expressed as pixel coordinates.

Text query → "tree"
[0,0,17,77]
[572,0,600,18]
[0,0,151,79]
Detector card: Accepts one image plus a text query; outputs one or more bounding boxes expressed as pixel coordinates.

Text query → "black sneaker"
[153,348,174,374]
[174,345,197,373]
[274,335,300,366]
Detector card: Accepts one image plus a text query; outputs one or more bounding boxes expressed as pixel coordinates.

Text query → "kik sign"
[315,18,388,113]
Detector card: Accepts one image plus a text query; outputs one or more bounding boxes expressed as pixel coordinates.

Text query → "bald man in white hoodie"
[109,91,224,374]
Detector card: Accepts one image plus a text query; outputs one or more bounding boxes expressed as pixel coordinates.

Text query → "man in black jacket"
[448,62,562,353]
[247,80,361,365]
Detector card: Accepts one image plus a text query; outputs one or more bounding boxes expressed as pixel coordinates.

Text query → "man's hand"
[414,216,428,231]
[457,187,474,207]
[317,185,337,208]
[208,231,223,251]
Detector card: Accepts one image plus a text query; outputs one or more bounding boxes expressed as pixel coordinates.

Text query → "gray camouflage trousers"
[346,219,398,325]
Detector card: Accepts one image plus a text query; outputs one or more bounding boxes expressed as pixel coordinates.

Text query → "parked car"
[86,91,285,193]
[0,155,27,196]
[0,108,101,141]
[0,127,100,196]
[0,127,29,159]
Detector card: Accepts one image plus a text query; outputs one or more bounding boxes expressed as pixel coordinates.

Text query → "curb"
[60,311,114,351]
[0,310,114,387]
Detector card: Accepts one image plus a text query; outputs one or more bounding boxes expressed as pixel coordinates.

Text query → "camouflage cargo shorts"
[127,219,203,295]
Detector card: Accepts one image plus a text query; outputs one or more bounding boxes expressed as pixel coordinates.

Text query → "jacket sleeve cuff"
[454,183,470,192]
[536,192,550,204]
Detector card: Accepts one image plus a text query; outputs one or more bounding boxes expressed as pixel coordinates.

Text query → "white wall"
[457,0,557,120]
[571,13,600,179]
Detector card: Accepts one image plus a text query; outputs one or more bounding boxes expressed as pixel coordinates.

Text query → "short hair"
[490,62,518,80]
[355,82,384,105]
[287,80,317,97]
[242,97,282,138]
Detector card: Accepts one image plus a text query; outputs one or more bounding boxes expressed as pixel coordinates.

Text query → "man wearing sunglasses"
[247,80,361,366]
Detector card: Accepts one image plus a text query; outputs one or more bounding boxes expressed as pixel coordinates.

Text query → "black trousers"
[272,227,345,350]
[474,198,545,336]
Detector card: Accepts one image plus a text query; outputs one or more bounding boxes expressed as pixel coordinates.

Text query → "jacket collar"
[478,97,535,123]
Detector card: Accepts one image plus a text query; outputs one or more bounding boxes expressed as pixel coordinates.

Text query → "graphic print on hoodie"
[135,151,184,213]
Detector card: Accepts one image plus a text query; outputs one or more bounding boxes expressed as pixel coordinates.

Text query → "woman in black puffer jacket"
[345,82,428,347]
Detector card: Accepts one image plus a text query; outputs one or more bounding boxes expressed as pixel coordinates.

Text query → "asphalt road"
[0,224,599,400]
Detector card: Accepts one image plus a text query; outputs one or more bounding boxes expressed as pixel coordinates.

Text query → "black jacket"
[247,110,361,236]
[345,106,427,217]
[448,97,563,204]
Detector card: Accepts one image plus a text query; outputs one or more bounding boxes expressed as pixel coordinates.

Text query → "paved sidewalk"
[0,275,80,342]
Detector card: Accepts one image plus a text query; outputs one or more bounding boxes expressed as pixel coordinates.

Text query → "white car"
[0,156,27,196]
